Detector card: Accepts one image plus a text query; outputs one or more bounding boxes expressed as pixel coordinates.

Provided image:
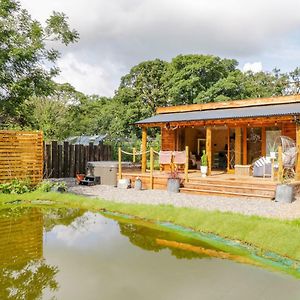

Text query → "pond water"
[1,206,300,300]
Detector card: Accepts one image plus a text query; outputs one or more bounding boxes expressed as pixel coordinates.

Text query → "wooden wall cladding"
[282,123,296,141]
[0,130,43,185]
[161,128,176,151]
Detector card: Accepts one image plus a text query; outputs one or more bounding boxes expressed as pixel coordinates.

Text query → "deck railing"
[118,146,189,189]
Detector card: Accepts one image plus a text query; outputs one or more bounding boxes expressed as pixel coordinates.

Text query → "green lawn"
[1,191,300,261]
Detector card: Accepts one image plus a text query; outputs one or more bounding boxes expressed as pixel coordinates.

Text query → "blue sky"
[21,0,300,97]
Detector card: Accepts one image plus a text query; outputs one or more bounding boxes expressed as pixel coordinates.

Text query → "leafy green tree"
[118,59,168,117]
[25,83,86,140]
[288,67,300,94]
[195,69,289,103]
[0,0,79,125]
[163,54,238,105]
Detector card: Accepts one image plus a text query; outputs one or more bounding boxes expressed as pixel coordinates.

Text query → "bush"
[0,179,32,194]
[37,180,67,193]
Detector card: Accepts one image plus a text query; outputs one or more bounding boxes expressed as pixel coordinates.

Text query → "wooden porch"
[121,170,279,199]
[126,95,300,199]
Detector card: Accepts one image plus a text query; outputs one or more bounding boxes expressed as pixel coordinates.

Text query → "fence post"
[278,145,283,182]
[69,145,75,177]
[118,147,122,180]
[133,147,136,163]
[52,141,58,178]
[58,144,63,178]
[63,142,69,178]
[150,147,154,189]
[46,144,52,177]
[185,145,189,183]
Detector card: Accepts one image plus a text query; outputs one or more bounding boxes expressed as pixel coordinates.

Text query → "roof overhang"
[135,103,300,127]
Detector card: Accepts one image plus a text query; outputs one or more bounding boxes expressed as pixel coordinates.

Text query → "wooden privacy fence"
[0,130,43,185]
[44,141,112,178]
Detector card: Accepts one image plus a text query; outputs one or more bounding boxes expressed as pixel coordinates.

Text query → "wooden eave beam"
[156,95,300,114]
[136,115,296,128]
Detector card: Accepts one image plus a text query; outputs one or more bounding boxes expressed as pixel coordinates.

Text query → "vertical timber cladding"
[0,130,43,185]
[282,122,296,141]
[161,127,176,150]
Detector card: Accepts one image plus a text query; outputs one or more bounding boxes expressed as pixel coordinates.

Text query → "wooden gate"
[0,130,43,184]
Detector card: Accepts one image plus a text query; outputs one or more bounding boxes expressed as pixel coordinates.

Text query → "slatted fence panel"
[0,130,43,184]
[44,141,112,178]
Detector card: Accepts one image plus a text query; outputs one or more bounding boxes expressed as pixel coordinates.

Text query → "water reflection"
[0,208,58,299]
[0,208,299,300]
[118,221,261,265]
[0,207,85,299]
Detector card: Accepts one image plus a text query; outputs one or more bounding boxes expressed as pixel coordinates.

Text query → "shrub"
[0,179,32,194]
[36,180,67,193]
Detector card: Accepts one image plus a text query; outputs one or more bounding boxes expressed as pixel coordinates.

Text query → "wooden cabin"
[122,95,300,198]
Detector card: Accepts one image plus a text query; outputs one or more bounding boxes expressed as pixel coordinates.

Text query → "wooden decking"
[121,170,278,199]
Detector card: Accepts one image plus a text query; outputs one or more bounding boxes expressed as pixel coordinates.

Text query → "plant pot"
[200,166,208,177]
[134,178,142,190]
[167,178,180,193]
[76,173,85,183]
[270,151,276,159]
[275,184,294,203]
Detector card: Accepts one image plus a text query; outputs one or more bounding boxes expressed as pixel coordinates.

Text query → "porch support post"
[296,123,300,180]
[206,127,212,176]
[235,128,242,165]
[149,147,154,189]
[118,147,122,180]
[242,127,247,165]
[278,145,283,182]
[261,127,266,157]
[185,145,189,182]
[141,127,147,173]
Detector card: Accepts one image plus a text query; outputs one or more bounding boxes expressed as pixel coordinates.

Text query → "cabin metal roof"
[135,103,300,125]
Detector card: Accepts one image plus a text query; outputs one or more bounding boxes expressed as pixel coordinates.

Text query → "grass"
[2,191,300,261]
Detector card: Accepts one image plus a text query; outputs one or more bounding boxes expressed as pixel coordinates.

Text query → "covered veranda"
[121,95,300,198]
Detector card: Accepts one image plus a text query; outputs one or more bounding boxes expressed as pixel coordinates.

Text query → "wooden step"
[187,178,276,188]
[180,187,274,199]
[184,182,275,196]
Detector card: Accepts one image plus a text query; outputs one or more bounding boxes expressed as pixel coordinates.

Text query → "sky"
[20,0,300,97]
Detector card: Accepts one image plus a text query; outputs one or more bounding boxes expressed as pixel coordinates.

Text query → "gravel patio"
[64,180,300,220]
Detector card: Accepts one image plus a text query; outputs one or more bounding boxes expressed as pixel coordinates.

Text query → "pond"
[1,206,300,300]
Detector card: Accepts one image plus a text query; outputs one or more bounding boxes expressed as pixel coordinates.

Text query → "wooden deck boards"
[121,170,279,199]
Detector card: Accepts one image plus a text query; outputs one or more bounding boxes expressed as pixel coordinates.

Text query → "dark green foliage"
[0,0,78,125]
[164,55,238,105]
[0,179,33,194]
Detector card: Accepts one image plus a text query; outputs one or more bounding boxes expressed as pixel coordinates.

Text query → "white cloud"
[50,212,108,246]
[55,53,121,96]
[242,62,263,73]
[20,0,300,95]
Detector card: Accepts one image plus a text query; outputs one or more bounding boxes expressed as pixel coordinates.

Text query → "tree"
[117,59,168,117]
[163,54,238,105]
[0,0,79,125]
[195,69,289,103]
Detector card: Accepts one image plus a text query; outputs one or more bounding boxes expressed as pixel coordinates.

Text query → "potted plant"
[275,171,294,203]
[268,142,278,159]
[167,163,181,193]
[200,150,208,177]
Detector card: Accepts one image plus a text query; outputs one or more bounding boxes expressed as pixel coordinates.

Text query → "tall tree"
[117,59,168,117]
[195,69,289,103]
[163,54,238,105]
[0,0,79,125]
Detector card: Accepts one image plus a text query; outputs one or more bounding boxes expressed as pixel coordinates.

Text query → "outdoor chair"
[282,146,297,177]
[279,136,297,179]
[253,157,272,178]
[159,151,173,171]
[173,151,186,170]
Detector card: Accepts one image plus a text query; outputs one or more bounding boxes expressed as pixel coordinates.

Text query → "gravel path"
[65,180,300,220]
